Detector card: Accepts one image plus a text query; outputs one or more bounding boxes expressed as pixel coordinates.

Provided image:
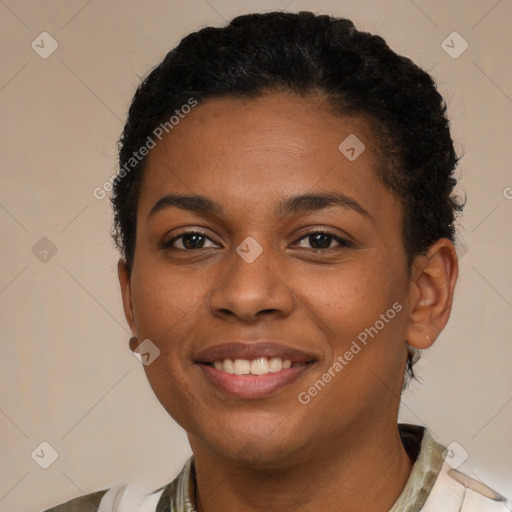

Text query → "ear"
[405,238,459,349]
[118,259,137,336]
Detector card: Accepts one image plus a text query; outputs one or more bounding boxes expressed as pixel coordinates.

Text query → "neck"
[190,423,414,512]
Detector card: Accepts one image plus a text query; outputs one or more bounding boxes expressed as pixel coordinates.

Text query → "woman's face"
[120,93,415,466]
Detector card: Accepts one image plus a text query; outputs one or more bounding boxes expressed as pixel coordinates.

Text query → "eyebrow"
[148,192,372,221]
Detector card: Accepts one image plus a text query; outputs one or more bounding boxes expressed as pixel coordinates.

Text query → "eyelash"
[160,229,352,251]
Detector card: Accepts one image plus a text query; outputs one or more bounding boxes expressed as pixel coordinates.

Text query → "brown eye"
[162,231,219,250]
[294,231,351,250]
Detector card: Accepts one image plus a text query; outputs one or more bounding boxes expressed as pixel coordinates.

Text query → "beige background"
[0,1,511,510]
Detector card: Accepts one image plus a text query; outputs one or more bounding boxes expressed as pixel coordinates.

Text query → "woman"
[44,11,508,512]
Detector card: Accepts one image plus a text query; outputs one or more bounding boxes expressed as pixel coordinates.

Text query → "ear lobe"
[128,336,139,352]
[405,238,459,350]
[118,259,137,336]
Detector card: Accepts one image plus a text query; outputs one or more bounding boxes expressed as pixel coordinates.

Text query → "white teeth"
[268,357,283,372]
[250,357,269,375]
[223,358,235,374]
[212,357,293,375]
[233,359,251,375]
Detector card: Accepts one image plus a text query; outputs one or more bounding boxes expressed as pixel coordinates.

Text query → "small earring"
[426,335,431,342]
[129,336,138,351]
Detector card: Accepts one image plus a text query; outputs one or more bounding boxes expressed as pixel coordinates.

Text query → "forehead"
[138,93,392,221]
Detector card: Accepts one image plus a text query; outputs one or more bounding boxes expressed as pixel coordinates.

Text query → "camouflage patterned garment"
[43,424,509,512]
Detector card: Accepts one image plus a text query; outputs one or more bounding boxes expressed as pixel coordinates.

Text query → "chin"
[196,423,305,470]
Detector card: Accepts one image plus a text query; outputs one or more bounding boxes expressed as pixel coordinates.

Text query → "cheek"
[130,264,205,353]
[130,267,208,428]
[303,266,408,414]
[302,262,404,336]
[299,256,409,391]
[142,359,204,435]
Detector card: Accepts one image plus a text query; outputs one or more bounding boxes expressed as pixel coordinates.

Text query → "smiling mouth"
[202,357,305,376]
[195,341,317,398]
[197,358,315,399]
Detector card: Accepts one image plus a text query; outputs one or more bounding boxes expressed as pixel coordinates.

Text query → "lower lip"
[198,363,312,399]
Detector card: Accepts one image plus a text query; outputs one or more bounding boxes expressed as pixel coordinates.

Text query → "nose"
[207,242,295,323]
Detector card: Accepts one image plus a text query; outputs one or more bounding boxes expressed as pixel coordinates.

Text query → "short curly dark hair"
[111,11,463,386]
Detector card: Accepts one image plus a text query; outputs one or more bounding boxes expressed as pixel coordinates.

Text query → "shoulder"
[42,489,108,512]
[42,482,168,512]
[42,481,167,512]
[422,462,510,511]
[42,457,193,512]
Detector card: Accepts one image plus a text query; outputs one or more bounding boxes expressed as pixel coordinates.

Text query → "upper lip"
[196,341,317,364]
